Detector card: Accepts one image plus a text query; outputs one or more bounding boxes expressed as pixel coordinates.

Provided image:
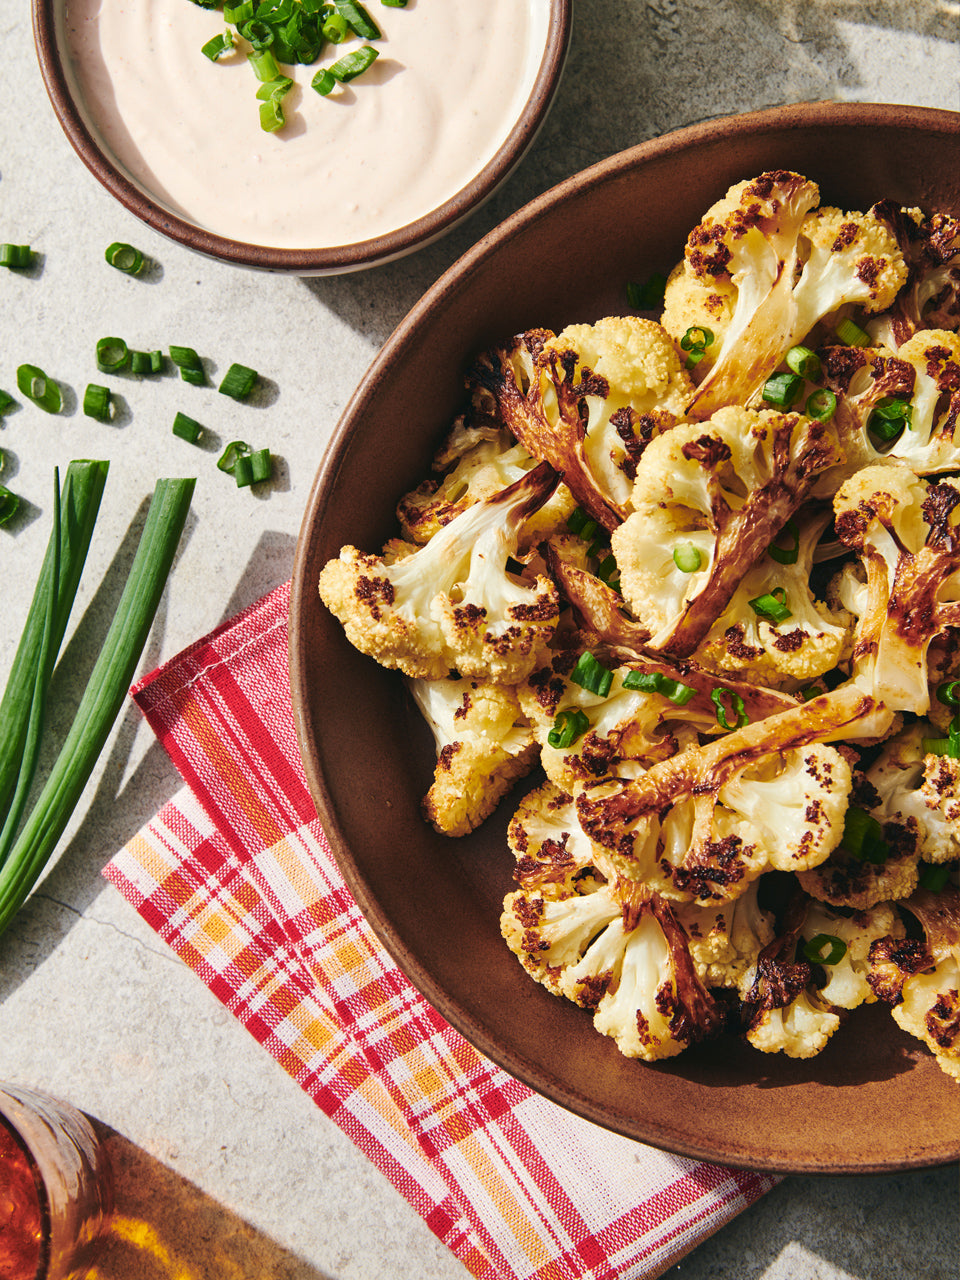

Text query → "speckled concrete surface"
[1,0,958,1275]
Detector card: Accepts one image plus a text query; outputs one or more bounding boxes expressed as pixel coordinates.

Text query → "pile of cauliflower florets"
[319,170,960,1077]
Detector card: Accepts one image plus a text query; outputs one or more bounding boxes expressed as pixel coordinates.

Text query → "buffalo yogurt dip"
[63,0,550,248]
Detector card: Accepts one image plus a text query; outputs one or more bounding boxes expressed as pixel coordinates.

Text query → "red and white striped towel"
[104,580,777,1280]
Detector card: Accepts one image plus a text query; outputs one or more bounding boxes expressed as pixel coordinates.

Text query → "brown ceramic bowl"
[32,0,571,274]
[290,101,960,1173]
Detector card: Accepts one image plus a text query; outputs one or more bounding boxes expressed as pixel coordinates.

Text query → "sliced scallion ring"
[673,542,702,573]
[748,587,792,624]
[621,670,697,706]
[233,448,273,487]
[217,440,252,474]
[805,388,837,421]
[169,345,205,386]
[711,687,748,730]
[802,933,847,966]
[0,244,34,269]
[835,317,870,347]
[785,345,821,380]
[0,390,17,417]
[201,30,234,60]
[761,371,803,408]
[82,384,112,422]
[0,485,19,525]
[16,364,62,413]
[104,241,144,274]
[95,337,129,373]
[218,362,258,400]
[841,807,888,864]
[333,0,381,38]
[570,651,613,698]
[767,518,799,565]
[172,412,204,444]
[547,707,590,749]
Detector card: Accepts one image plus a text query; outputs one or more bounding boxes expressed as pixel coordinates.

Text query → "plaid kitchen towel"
[103,580,778,1280]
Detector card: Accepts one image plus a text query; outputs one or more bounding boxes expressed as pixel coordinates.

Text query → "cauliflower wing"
[612,406,844,657]
[319,462,561,682]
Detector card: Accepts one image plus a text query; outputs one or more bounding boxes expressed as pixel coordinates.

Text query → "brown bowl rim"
[32,0,572,274]
[290,100,960,1173]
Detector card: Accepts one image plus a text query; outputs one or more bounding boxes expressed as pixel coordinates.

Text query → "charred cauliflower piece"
[407,675,537,837]
[611,406,843,657]
[319,463,561,683]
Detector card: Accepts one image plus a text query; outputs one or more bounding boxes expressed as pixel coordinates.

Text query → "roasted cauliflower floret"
[319,463,561,683]
[862,721,960,865]
[661,171,907,419]
[674,880,776,989]
[612,406,843,657]
[408,675,537,837]
[800,899,905,1010]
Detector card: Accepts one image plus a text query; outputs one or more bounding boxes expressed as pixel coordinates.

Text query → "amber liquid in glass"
[0,1118,44,1280]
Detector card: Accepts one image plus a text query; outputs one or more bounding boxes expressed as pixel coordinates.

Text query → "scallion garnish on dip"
[192,0,400,131]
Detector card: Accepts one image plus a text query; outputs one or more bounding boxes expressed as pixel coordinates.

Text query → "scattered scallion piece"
[672,542,701,573]
[800,684,825,702]
[0,244,35,269]
[380,0,407,6]
[224,0,254,21]
[104,241,144,274]
[322,11,349,40]
[241,17,275,47]
[314,44,378,92]
[249,46,282,81]
[570,651,613,698]
[711,687,748,730]
[785,345,821,380]
[172,411,204,444]
[0,390,17,418]
[219,362,258,400]
[622,670,697,706]
[596,553,620,591]
[868,397,912,443]
[217,440,252,474]
[16,364,61,413]
[334,0,381,38]
[169,345,206,386]
[202,30,235,60]
[626,273,667,311]
[936,680,960,709]
[311,67,336,95]
[547,707,589,749]
[0,476,195,937]
[802,933,847,966]
[805,388,837,421]
[919,863,951,892]
[129,349,165,375]
[840,807,888,864]
[233,448,273,486]
[761,371,803,408]
[748,587,792,624]
[767,518,799,565]
[82,384,112,422]
[679,325,713,369]
[922,725,960,759]
[0,487,19,526]
[96,336,130,373]
[835,317,870,347]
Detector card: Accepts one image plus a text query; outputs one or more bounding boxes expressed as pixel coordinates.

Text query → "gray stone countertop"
[0,0,957,1275]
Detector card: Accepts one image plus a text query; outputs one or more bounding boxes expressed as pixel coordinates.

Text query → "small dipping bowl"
[33,0,571,274]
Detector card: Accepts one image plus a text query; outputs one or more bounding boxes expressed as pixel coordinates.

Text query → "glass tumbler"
[0,1083,113,1280]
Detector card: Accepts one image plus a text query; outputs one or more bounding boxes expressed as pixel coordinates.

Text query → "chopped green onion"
[672,542,702,573]
[233,448,273,487]
[711,687,748,730]
[104,241,144,274]
[172,411,204,444]
[868,397,912,443]
[259,96,285,131]
[835,317,870,347]
[224,0,254,19]
[129,349,165,375]
[201,30,234,59]
[547,707,590,749]
[240,17,274,46]
[217,440,251,473]
[937,680,960,708]
[805,388,837,421]
[249,46,281,80]
[918,864,951,892]
[0,244,34,269]
[767,518,799,565]
[841,807,888,864]
[0,390,15,417]
[922,727,960,759]
[626,273,667,311]
[380,0,407,6]
[0,486,19,526]
[566,508,590,536]
[679,325,713,369]
[169,345,206,386]
[0,477,195,937]
[622,670,697,706]
[800,684,824,702]
[315,44,379,91]
[748,587,792,624]
[761,371,803,408]
[334,0,381,38]
[256,75,293,99]
[16,364,61,413]
[785,345,821,380]
[570,651,613,698]
[321,10,349,39]
[96,336,129,373]
[803,933,847,966]
[218,362,258,400]
[596,553,620,590]
[82,384,112,422]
